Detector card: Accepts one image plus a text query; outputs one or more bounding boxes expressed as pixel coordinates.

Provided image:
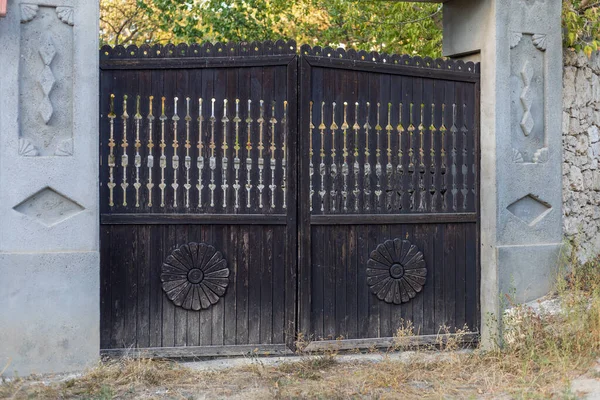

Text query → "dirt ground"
[1,349,596,399]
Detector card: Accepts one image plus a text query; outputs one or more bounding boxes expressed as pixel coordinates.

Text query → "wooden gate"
[99,40,479,356]
[297,46,480,350]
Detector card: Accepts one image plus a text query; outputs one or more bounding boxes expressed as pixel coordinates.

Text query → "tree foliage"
[99,0,174,46]
[100,0,600,57]
[562,0,600,57]
[104,0,443,57]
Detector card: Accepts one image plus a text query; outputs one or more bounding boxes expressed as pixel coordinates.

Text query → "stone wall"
[563,50,600,262]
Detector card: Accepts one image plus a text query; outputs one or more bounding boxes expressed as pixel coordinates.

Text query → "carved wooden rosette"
[160,242,230,311]
[366,239,427,305]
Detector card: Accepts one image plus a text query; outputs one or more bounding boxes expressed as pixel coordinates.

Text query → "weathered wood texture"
[302,332,479,352]
[297,45,480,343]
[100,41,480,354]
[100,224,291,348]
[307,223,478,341]
[100,41,298,351]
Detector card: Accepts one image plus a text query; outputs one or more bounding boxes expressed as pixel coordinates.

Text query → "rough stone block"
[0,252,99,376]
[498,243,563,304]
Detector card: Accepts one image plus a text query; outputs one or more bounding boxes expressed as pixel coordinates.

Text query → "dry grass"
[2,250,600,399]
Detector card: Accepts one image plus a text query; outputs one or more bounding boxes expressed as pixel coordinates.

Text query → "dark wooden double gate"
[99,40,480,356]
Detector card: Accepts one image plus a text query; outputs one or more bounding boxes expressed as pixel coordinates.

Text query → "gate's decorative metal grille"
[103,94,289,213]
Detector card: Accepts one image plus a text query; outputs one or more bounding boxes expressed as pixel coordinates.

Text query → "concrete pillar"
[443,0,563,345]
[0,0,99,375]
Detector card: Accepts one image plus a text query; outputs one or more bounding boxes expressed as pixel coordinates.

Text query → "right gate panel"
[298,47,480,342]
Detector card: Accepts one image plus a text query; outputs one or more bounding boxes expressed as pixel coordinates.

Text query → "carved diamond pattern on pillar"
[510,33,547,163]
[507,194,551,226]
[19,5,74,156]
[38,35,57,124]
[520,61,534,137]
[13,187,84,227]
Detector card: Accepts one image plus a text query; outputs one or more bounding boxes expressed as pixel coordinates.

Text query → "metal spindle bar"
[134,95,142,208]
[121,95,129,207]
[107,94,116,207]
[146,96,155,208]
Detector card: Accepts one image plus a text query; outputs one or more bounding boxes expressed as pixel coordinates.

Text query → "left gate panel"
[99,42,298,354]
[100,224,289,349]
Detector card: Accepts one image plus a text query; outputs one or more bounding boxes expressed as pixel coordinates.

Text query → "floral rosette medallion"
[160,242,230,311]
[366,238,427,304]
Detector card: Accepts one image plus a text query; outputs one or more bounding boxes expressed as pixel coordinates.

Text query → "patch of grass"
[276,354,337,380]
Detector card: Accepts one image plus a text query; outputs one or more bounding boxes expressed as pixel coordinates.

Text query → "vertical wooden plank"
[125,227,138,348]
[391,223,412,332]
[298,56,312,340]
[225,64,238,214]
[99,68,111,215]
[323,227,336,339]
[346,225,358,339]
[136,224,151,348]
[198,227,213,346]
[273,225,285,344]
[444,224,457,330]
[433,223,445,334]
[412,73,423,213]
[422,224,435,335]
[211,225,225,345]
[367,226,379,338]
[379,72,392,214]
[223,225,238,346]
[455,223,467,330]
[357,65,371,214]
[198,225,213,346]
[336,225,348,338]
[187,225,201,346]
[260,227,274,344]
[433,77,445,213]
[149,225,163,347]
[100,227,112,349]
[174,225,188,346]
[161,225,176,347]
[311,226,324,340]
[236,227,250,344]
[379,223,392,338]
[109,226,124,347]
[422,78,434,213]
[389,74,401,214]
[465,223,477,331]
[444,80,456,212]
[407,223,424,334]
[401,77,413,212]
[454,82,465,214]
[356,224,369,338]
[284,56,298,349]
[247,225,261,344]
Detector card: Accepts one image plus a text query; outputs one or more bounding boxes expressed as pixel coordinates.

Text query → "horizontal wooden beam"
[304,56,479,83]
[102,213,477,225]
[101,213,288,225]
[310,213,478,225]
[303,333,479,352]
[100,55,296,70]
[101,344,294,358]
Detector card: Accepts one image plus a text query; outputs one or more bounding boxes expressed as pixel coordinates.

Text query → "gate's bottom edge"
[302,333,479,352]
[100,344,294,359]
